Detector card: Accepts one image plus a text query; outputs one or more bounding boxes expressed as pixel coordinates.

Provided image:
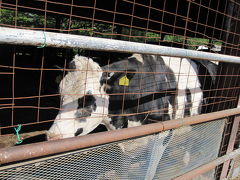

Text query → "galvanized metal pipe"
[173,148,240,180]
[0,108,240,165]
[0,27,240,63]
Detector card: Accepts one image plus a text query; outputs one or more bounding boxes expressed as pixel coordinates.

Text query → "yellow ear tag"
[119,75,129,86]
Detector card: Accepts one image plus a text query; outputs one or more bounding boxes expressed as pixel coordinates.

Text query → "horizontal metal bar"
[173,148,240,180]
[0,108,240,165]
[0,27,240,63]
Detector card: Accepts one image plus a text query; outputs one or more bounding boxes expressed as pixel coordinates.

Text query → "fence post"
[220,116,240,179]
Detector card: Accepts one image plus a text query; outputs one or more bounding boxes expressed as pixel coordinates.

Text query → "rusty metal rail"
[0,108,240,165]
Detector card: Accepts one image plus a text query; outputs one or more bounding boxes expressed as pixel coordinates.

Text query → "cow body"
[101,54,204,130]
[47,54,217,178]
[47,54,216,139]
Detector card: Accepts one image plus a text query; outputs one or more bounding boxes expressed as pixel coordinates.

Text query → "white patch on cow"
[47,55,109,140]
[109,72,114,78]
[48,100,80,139]
[130,54,144,64]
[127,120,142,128]
[168,101,173,119]
[59,55,102,97]
[102,117,117,131]
[162,56,203,119]
[100,83,111,93]
[197,45,209,51]
[197,45,219,65]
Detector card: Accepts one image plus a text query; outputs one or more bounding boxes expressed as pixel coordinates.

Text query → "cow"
[46,53,219,180]
[47,55,110,140]
[47,54,217,178]
[100,54,205,129]
[47,54,217,139]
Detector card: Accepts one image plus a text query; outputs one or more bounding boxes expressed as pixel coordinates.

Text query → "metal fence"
[0,119,225,180]
[0,0,240,179]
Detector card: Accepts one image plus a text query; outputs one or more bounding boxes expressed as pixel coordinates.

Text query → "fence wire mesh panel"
[0,119,225,180]
[0,0,239,137]
[0,0,240,179]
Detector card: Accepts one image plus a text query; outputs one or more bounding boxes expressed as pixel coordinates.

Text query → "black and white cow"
[100,54,205,130]
[47,54,216,140]
[46,54,217,178]
[47,55,109,140]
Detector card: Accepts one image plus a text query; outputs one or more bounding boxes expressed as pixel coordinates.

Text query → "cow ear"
[100,69,136,93]
[107,69,136,85]
[124,69,136,80]
[101,69,136,85]
[128,54,144,64]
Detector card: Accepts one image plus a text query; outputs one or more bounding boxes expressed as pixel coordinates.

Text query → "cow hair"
[59,55,103,104]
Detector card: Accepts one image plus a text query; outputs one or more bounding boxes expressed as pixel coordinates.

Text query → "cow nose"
[47,133,63,141]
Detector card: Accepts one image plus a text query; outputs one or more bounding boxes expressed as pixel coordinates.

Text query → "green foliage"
[0,9,15,25]
[187,37,209,50]
[0,8,221,50]
[145,32,161,42]
[164,35,184,43]
[0,9,55,28]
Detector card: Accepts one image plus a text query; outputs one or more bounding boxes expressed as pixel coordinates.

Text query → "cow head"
[47,55,109,140]
[100,54,143,95]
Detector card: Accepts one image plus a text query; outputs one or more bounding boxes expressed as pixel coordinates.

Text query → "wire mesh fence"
[0,0,240,179]
[0,45,238,139]
[0,0,239,133]
[0,119,225,180]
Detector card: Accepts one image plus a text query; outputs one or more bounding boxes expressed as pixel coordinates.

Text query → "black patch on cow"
[148,113,170,122]
[108,88,177,111]
[78,94,96,109]
[75,128,83,136]
[109,116,128,129]
[191,59,217,113]
[102,54,178,129]
[168,94,177,119]
[184,88,192,116]
[76,94,97,121]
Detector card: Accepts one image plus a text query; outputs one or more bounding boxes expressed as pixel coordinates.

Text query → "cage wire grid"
[0,119,225,180]
[0,0,239,131]
[0,47,239,136]
[0,0,240,179]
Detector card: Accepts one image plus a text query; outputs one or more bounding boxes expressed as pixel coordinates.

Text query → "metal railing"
[0,27,239,63]
[1,108,240,166]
